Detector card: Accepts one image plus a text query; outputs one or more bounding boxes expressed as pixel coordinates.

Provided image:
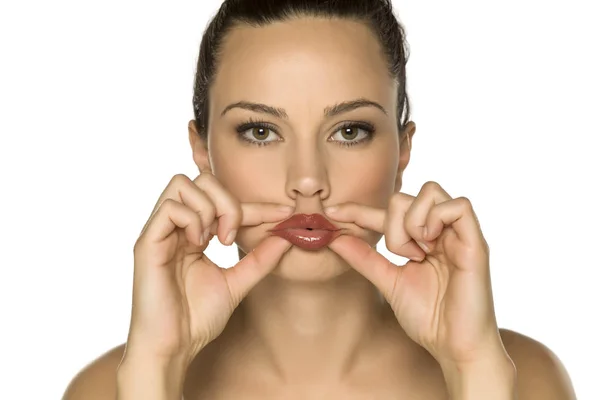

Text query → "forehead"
[210,17,397,116]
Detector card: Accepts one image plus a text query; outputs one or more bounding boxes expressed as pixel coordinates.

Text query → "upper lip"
[269,213,340,231]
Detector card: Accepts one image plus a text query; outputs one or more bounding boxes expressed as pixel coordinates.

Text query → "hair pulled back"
[192,0,411,140]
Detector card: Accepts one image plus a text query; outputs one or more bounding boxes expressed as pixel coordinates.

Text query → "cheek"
[210,142,283,202]
[334,150,398,208]
[210,144,285,253]
[333,151,397,246]
[221,165,283,203]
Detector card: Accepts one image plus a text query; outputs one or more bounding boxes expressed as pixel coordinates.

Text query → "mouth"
[268,213,341,251]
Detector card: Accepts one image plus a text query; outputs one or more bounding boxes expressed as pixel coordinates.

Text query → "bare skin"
[63,17,576,400]
[63,329,573,399]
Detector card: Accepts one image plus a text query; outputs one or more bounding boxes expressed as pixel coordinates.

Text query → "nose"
[285,142,331,200]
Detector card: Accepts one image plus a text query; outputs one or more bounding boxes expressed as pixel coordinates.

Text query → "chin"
[269,246,352,282]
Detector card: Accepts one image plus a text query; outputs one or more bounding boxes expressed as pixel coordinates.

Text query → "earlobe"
[188,119,211,173]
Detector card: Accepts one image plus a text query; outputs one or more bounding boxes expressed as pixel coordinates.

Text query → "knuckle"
[422,180,441,192]
[197,171,215,184]
[455,196,473,210]
[389,192,405,209]
[190,207,202,222]
[133,235,146,254]
[209,200,218,214]
[231,201,243,221]
[198,203,216,227]
[171,173,191,187]
[483,237,490,255]
[403,213,420,234]
[161,198,178,210]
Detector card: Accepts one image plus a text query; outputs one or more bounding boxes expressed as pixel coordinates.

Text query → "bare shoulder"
[62,343,126,400]
[499,328,577,399]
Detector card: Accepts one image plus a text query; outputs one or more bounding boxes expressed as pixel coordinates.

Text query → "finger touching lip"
[240,203,295,226]
[324,203,386,233]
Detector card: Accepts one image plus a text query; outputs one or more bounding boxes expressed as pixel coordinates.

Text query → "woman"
[63,0,576,399]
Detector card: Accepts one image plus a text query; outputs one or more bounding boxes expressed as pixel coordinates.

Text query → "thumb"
[223,236,292,306]
[328,235,401,302]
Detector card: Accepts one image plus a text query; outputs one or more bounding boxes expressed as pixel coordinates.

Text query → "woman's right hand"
[123,172,293,367]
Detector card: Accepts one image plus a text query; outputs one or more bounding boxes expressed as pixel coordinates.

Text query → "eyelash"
[234,117,376,147]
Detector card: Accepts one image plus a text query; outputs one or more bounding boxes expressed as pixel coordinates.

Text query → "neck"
[229,247,399,384]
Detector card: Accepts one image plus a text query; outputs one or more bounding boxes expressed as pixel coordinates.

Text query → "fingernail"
[324,206,338,214]
[225,229,237,245]
[422,226,428,241]
[279,205,294,213]
[203,228,211,242]
[417,241,430,253]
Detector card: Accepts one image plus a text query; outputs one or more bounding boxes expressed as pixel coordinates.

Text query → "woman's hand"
[124,172,293,367]
[324,181,507,369]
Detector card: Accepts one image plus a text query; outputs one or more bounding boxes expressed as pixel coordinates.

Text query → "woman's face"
[190,17,415,280]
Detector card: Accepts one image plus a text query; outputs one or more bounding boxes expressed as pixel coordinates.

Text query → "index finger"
[324,202,386,233]
[240,202,295,226]
[195,172,293,243]
[191,173,239,244]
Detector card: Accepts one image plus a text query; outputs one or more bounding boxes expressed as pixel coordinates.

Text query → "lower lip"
[270,228,340,250]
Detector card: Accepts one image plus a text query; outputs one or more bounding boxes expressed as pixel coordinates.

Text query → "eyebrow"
[220,98,388,119]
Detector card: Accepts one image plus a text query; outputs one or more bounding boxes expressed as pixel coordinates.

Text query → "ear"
[394,121,416,192]
[188,119,212,173]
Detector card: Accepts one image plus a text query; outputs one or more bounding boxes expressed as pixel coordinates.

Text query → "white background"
[1,0,598,398]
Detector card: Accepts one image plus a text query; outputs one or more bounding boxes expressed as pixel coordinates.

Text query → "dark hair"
[192,0,411,140]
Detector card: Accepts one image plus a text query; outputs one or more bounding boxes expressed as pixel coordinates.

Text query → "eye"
[235,119,281,146]
[243,126,278,142]
[329,122,375,147]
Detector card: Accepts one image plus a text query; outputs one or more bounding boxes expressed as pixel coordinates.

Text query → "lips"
[268,213,341,250]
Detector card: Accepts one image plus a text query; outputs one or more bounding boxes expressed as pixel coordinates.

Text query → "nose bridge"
[285,138,330,199]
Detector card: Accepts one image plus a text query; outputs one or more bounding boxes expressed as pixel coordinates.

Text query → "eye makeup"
[234,117,377,147]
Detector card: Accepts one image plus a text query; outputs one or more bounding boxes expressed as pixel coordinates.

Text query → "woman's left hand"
[324,181,507,369]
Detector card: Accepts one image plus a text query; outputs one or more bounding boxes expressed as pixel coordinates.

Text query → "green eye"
[330,122,375,147]
[235,119,281,146]
[340,126,360,140]
[251,126,270,140]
